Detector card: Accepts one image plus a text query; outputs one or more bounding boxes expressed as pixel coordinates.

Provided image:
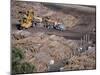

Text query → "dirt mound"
[12,30,78,72]
[11,0,96,73]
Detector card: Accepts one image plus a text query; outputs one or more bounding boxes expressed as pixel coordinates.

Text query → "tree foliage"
[12,47,35,74]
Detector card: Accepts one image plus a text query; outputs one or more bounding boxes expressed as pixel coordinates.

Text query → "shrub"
[12,62,35,74]
[12,47,24,62]
[12,47,35,74]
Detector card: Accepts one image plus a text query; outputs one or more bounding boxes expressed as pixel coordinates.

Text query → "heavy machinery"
[20,9,34,28]
[54,23,66,31]
[16,9,35,30]
[16,9,66,31]
[42,16,66,31]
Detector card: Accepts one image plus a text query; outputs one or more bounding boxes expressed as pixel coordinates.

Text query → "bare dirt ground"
[11,0,96,73]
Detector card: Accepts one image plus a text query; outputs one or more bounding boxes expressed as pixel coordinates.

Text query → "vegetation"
[12,47,35,74]
[12,48,23,62]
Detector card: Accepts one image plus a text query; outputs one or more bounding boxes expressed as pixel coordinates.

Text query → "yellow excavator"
[17,9,43,30]
[20,9,34,28]
[16,9,66,31]
[16,9,34,30]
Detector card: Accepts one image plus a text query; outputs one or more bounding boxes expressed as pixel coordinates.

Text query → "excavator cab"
[17,9,34,30]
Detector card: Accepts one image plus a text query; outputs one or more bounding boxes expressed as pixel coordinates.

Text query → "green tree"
[12,47,35,74]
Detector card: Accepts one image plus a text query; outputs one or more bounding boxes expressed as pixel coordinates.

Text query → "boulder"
[12,30,31,40]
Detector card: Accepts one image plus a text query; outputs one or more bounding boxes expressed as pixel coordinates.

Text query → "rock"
[60,67,64,71]
[12,30,31,40]
[33,52,53,72]
[54,24,66,31]
[47,59,69,72]
[49,35,64,41]
[34,52,52,64]
[49,60,55,65]
[12,31,95,72]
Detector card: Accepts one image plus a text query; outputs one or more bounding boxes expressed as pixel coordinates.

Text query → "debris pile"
[12,30,96,72]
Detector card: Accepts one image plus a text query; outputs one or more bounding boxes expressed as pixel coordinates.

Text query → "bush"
[12,62,35,74]
[12,47,35,74]
[12,47,24,62]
